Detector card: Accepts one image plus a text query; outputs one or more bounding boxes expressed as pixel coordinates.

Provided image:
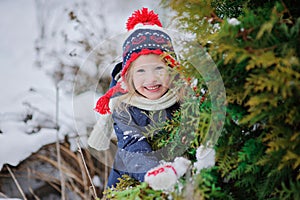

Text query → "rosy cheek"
[161,75,170,84]
[133,77,143,88]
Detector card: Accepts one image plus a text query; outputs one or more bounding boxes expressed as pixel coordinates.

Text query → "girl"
[88,8,187,188]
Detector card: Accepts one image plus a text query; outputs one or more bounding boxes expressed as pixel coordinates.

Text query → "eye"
[155,66,168,75]
[155,66,165,70]
[136,68,145,73]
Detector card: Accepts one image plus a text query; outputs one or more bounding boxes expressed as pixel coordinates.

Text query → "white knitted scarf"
[114,89,178,111]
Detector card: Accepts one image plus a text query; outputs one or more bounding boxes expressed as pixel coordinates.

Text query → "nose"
[144,70,158,84]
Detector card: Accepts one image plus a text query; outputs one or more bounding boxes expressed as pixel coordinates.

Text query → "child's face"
[131,54,170,100]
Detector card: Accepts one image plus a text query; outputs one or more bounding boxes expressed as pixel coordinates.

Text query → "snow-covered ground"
[0,0,57,170]
[0,0,163,171]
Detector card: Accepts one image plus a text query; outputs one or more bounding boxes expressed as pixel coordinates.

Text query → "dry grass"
[0,141,113,199]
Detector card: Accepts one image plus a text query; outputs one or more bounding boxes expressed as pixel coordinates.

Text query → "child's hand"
[194,145,216,173]
[144,157,191,191]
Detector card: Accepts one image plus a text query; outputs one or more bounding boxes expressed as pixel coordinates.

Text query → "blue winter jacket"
[107,101,180,187]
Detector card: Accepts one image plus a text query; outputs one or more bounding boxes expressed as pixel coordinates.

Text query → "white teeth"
[146,85,159,90]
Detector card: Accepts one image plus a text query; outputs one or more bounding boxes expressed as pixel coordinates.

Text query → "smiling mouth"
[144,85,161,91]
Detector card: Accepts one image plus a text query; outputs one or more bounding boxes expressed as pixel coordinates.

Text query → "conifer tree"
[103,0,300,199]
[159,0,300,199]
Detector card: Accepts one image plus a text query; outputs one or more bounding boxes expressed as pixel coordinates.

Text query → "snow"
[227,18,241,26]
[0,0,163,171]
[124,130,133,135]
[0,199,21,200]
[0,0,58,170]
[92,175,103,188]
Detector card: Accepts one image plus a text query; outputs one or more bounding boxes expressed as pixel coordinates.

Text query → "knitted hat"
[95,8,178,115]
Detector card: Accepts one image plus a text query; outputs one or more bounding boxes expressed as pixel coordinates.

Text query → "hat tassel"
[94,87,115,115]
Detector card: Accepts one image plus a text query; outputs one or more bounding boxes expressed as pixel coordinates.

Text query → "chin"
[145,92,165,100]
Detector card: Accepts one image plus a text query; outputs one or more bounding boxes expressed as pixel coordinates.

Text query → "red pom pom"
[94,82,128,115]
[126,7,162,31]
[94,87,115,114]
[94,95,111,115]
